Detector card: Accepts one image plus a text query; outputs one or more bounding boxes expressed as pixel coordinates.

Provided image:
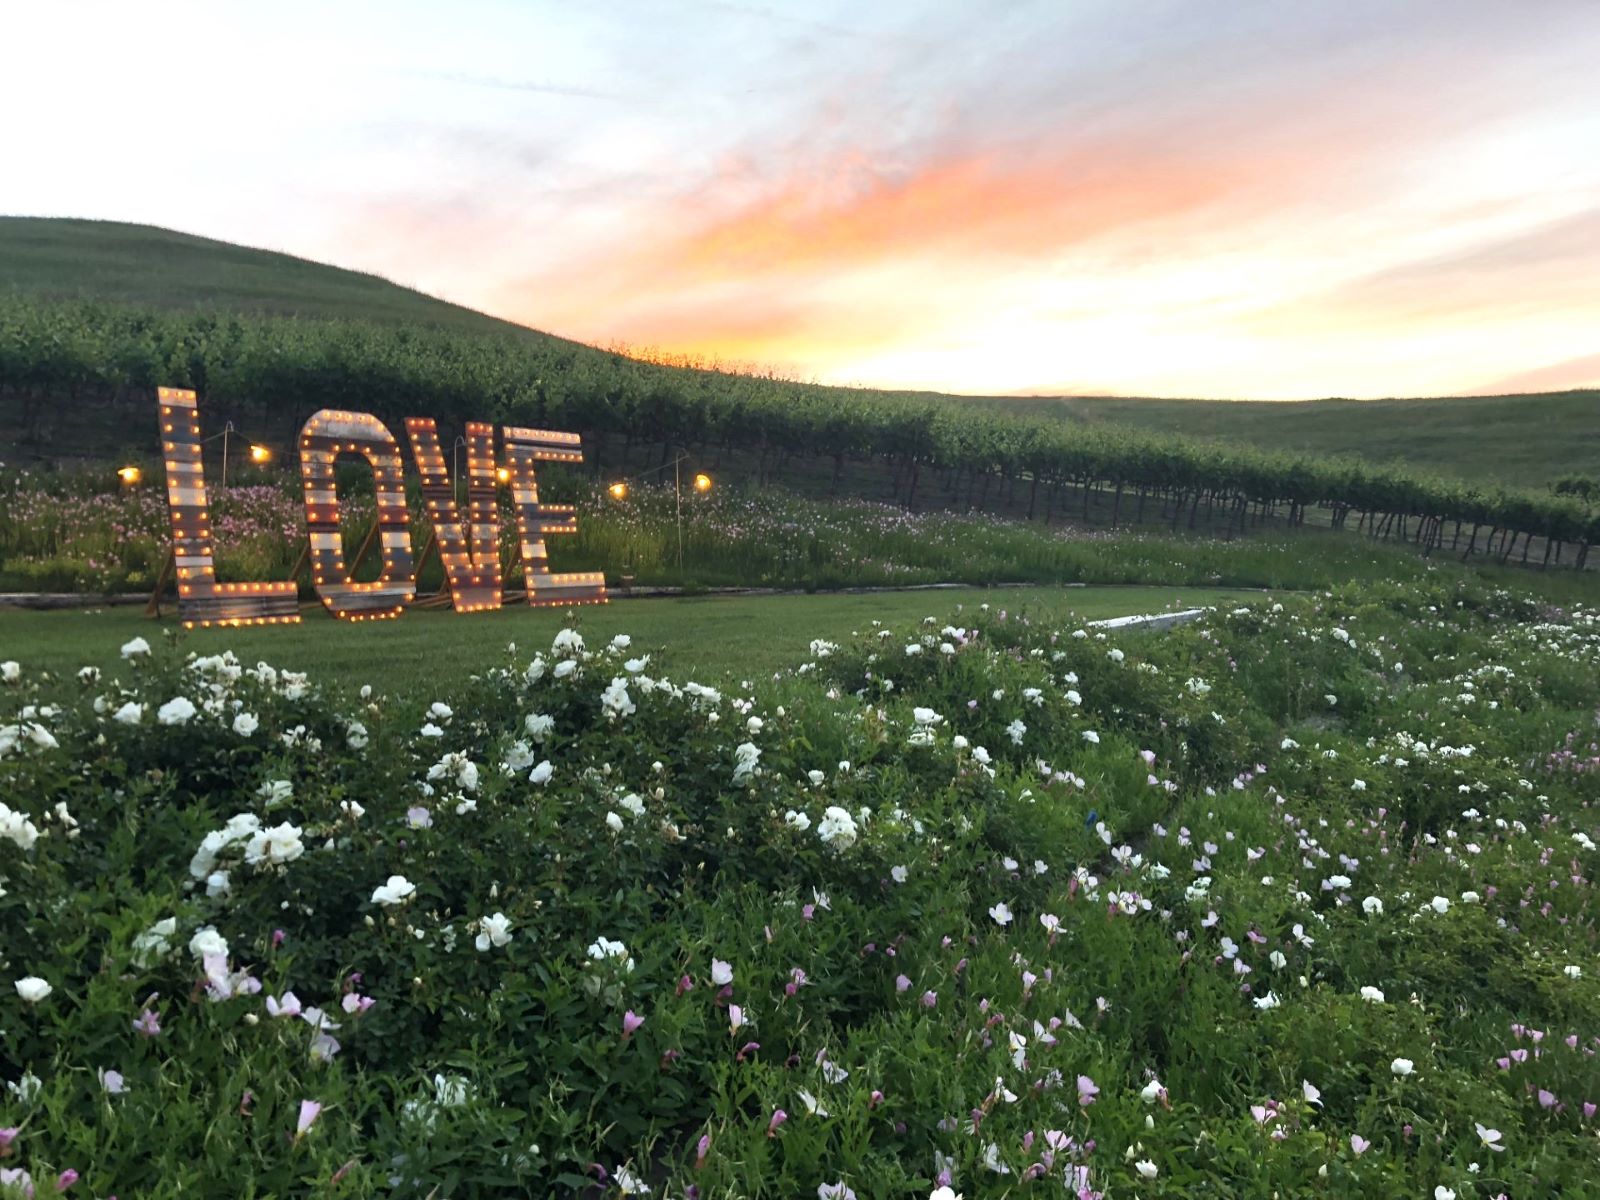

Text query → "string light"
[505,427,608,608]
[154,387,300,627]
[154,392,608,624]
[301,409,415,620]
[405,418,503,614]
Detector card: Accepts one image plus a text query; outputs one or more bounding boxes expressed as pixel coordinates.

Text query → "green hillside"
[0,216,558,337]
[2,215,1597,488]
[978,391,1600,489]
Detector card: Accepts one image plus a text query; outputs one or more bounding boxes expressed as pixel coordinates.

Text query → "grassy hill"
[978,391,1600,489]
[3,215,1598,487]
[0,217,553,336]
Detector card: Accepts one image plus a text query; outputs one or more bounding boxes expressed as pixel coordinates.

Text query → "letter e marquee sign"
[155,387,607,628]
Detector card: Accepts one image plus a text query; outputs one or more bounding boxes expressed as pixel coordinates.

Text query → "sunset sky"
[4,0,1600,399]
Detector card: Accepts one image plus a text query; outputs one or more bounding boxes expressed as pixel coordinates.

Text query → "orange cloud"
[494,134,1298,370]
[656,149,1235,278]
[494,53,1495,371]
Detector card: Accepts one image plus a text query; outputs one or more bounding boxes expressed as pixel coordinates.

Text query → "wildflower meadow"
[0,466,1555,599]
[1,576,1597,1197]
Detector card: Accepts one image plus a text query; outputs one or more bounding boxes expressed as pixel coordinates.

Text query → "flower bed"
[1,580,1597,1197]
[1,466,1483,598]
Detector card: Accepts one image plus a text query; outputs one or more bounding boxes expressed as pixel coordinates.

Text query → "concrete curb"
[1086,607,1209,632]
[0,593,152,610]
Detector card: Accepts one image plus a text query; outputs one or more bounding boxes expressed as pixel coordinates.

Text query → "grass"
[978,391,1600,489]
[0,217,545,337]
[4,216,1597,487]
[0,584,1254,690]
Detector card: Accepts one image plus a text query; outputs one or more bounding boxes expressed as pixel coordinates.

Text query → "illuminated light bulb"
[694,472,713,493]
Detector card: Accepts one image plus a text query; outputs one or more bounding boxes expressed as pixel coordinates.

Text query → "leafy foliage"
[2,580,1598,1196]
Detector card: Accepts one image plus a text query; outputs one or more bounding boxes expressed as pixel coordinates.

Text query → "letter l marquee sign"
[156,387,606,627]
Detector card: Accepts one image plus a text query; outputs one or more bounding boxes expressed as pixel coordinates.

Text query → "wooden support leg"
[144,548,176,618]
[500,539,525,603]
[285,541,310,589]
[345,521,382,580]
[410,532,453,609]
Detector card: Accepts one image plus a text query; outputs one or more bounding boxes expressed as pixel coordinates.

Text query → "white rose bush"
[0,582,1598,1196]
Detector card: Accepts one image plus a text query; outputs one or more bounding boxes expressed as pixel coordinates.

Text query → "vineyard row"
[1,296,1594,568]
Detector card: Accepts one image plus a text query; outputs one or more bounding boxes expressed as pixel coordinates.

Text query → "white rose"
[244,821,304,868]
[816,805,858,850]
[188,926,229,960]
[372,875,417,906]
[14,976,52,1003]
[157,696,197,726]
[132,917,178,966]
[475,912,513,951]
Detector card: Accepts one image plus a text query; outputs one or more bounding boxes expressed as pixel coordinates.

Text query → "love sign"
[156,387,606,628]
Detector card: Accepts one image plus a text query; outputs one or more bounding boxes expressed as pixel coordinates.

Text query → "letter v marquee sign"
[155,387,606,628]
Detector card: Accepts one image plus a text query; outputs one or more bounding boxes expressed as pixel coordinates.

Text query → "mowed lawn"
[0,585,1258,691]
